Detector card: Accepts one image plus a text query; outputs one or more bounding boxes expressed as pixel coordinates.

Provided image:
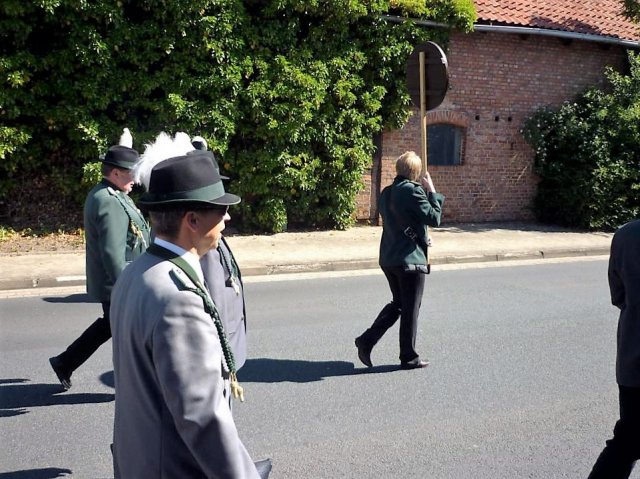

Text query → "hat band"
[146,182,226,203]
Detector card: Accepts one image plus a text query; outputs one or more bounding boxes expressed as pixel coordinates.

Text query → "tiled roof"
[474,0,640,42]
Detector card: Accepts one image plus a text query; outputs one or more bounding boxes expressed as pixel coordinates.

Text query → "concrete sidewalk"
[0,222,613,291]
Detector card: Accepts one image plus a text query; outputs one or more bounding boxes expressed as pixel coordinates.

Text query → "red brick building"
[357,0,640,224]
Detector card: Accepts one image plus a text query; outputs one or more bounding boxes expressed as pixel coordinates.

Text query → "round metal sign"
[405,41,449,111]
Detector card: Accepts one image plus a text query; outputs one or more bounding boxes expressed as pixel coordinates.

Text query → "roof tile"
[474,0,640,41]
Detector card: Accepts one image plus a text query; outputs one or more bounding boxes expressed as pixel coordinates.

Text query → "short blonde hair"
[395,151,422,182]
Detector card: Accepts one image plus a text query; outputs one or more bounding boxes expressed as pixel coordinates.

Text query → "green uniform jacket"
[84,179,150,302]
[379,175,445,268]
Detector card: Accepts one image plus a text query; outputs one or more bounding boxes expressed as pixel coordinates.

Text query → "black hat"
[102,145,140,170]
[187,149,229,180]
[138,153,240,209]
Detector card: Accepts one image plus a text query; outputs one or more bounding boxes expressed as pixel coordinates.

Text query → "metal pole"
[419,51,428,173]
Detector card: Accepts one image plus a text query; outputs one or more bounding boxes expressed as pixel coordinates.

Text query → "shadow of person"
[99,370,114,389]
[0,379,114,416]
[42,293,92,304]
[237,358,399,383]
[0,378,28,385]
[0,468,73,479]
[0,408,28,418]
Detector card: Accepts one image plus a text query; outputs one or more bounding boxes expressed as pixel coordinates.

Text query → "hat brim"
[102,145,140,170]
[138,192,240,208]
[102,160,136,170]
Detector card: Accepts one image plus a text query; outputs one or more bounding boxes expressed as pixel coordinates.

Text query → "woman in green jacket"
[355,151,444,369]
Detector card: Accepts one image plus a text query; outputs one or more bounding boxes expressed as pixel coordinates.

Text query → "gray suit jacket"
[201,238,247,369]
[608,219,640,387]
[110,252,259,478]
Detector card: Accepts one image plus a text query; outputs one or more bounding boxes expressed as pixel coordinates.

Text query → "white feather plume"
[191,135,208,150]
[119,128,133,148]
[133,131,195,190]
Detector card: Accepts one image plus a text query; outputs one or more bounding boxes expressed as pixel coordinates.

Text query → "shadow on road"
[42,293,92,304]
[0,378,114,416]
[238,358,399,383]
[99,370,114,388]
[0,468,73,479]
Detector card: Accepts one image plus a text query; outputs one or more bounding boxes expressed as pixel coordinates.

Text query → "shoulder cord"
[148,244,244,402]
[218,237,241,293]
[218,237,248,332]
[107,187,149,250]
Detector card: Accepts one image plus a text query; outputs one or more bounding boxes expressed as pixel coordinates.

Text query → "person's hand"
[420,172,436,193]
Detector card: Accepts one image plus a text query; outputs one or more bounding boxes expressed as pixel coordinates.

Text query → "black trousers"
[359,266,425,363]
[588,384,640,479]
[57,301,111,373]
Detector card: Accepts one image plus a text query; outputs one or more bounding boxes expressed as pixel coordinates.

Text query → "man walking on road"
[49,130,150,390]
[191,136,249,387]
[110,148,260,478]
[588,219,640,478]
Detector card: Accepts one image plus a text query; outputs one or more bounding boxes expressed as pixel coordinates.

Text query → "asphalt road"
[1,258,637,478]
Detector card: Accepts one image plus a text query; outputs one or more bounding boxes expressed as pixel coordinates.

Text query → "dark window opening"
[427,124,463,166]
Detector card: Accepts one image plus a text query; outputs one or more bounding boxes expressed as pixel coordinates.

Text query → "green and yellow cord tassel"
[230,372,244,402]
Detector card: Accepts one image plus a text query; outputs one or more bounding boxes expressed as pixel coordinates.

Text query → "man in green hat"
[49,131,150,390]
[110,142,262,478]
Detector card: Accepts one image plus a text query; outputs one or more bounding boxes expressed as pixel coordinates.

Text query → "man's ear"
[184,211,198,230]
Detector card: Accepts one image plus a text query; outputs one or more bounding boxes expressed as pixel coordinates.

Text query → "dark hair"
[101,163,116,177]
[102,163,129,177]
[149,207,188,238]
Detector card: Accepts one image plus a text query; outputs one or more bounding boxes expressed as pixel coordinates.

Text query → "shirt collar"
[153,237,205,285]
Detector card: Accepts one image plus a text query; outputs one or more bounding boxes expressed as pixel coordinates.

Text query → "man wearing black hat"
[192,137,249,390]
[49,133,150,390]
[110,150,261,478]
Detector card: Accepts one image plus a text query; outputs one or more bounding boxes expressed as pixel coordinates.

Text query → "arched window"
[427,124,463,166]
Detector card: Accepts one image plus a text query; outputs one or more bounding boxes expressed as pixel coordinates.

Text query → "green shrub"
[523,52,640,230]
[1,0,475,233]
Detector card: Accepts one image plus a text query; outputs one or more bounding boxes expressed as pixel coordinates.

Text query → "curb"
[0,247,610,292]
[433,246,611,265]
[0,275,87,292]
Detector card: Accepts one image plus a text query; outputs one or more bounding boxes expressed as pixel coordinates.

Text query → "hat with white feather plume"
[136,131,240,209]
[102,128,139,170]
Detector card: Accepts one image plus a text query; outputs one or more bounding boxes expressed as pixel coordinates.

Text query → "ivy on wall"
[1,0,475,232]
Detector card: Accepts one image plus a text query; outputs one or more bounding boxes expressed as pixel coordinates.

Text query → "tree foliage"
[523,52,640,230]
[1,0,475,232]
[622,0,640,23]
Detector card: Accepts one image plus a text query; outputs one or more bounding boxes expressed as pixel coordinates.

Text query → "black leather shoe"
[354,337,373,368]
[400,358,429,370]
[49,356,72,390]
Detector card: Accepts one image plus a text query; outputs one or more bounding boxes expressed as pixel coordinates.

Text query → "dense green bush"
[523,52,640,230]
[1,0,475,233]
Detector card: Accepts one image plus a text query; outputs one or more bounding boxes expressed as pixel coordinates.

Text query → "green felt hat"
[138,152,240,209]
[102,145,140,170]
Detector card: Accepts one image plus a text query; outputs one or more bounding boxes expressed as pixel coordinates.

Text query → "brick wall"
[358,31,628,224]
